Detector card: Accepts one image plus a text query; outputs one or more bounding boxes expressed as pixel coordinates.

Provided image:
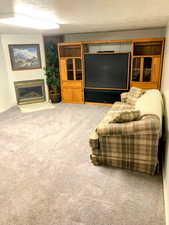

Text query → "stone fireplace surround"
[14,79,46,105]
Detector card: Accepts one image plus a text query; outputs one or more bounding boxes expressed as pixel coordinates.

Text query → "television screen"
[85,53,129,89]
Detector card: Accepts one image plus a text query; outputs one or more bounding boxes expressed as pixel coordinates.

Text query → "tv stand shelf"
[58,38,165,104]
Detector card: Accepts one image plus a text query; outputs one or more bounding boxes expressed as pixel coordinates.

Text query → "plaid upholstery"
[96,115,160,136]
[89,113,161,175]
[126,87,145,105]
[90,153,158,175]
[121,92,129,103]
[89,130,99,149]
[108,102,134,113]
[109,110,140,123]
[129,87,145,97]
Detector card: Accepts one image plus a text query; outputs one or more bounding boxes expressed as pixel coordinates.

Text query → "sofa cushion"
[135,89,163,136]
[126,87,145,105]
[108,102,134,113]
[109,110,140,123]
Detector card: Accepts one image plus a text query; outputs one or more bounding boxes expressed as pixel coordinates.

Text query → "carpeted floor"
[0,103,165,225]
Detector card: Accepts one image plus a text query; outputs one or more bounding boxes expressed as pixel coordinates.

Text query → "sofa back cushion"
[126,87,145,105]
[135,89,163,135]
[109,110,140,123]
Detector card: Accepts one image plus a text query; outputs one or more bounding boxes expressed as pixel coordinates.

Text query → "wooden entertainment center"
[58,38,165,104]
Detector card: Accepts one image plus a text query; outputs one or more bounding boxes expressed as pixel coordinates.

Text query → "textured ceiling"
[0,0,168,34]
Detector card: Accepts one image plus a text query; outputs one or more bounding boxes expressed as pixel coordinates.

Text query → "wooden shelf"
[133,41,163,56]
[132,55,161,57]
[132,38,164,43]
[59,45,81,57]
[85,87,128,90]
[131,81,158,89]
[83,40,132,44]
[134,41,162,46]
[64,45,81,49]
[84,51,129,55]
[59,56,82,59]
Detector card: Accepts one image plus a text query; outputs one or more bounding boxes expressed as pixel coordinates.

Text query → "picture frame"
[8,44,42,71]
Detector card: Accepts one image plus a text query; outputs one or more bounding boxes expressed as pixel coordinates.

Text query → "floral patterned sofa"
[89,87,163,175]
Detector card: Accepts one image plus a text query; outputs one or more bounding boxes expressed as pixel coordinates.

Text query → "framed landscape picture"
[9,44,41,70]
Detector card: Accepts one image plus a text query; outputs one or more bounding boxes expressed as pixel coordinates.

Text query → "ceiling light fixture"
[0,14,60,30]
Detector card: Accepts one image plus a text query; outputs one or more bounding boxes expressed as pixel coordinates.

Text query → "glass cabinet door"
[75,58,81,70]
[66,58,82,81]
[132,58,141,81]
[143,57,152,82]
[67,59,74,80]
[75,58,82,80]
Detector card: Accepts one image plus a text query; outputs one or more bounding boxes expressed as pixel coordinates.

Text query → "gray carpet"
[0,103,165,225]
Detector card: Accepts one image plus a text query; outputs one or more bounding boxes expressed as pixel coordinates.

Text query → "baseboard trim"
[163,168,169,225]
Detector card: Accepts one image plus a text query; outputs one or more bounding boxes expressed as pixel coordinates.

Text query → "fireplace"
[14,79,46,105]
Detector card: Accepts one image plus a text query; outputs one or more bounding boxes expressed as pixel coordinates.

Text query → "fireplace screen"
[14,79,46,104]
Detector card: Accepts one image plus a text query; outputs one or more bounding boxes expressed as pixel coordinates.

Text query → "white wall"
[64,28,165,42]
[0,34,48,106]
[161,23,169,225]
[0,37,12,112]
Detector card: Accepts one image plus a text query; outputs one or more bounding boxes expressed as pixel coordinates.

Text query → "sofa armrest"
[89,130,99,149]
[96,115,160,136]
[121,92,129,103]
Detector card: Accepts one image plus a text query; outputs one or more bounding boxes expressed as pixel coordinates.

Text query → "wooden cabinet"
[58,43,84,103]
[62,86,83,103]
[61,80,83,103]
[131,56,161,89]
[58,38,164,105]
[130,40,164,89]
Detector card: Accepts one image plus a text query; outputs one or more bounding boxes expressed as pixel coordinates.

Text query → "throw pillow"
[109,110,140,123]
[126,87,145,105]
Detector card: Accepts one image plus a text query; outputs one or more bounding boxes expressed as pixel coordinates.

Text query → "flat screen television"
[85,53,130,89]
